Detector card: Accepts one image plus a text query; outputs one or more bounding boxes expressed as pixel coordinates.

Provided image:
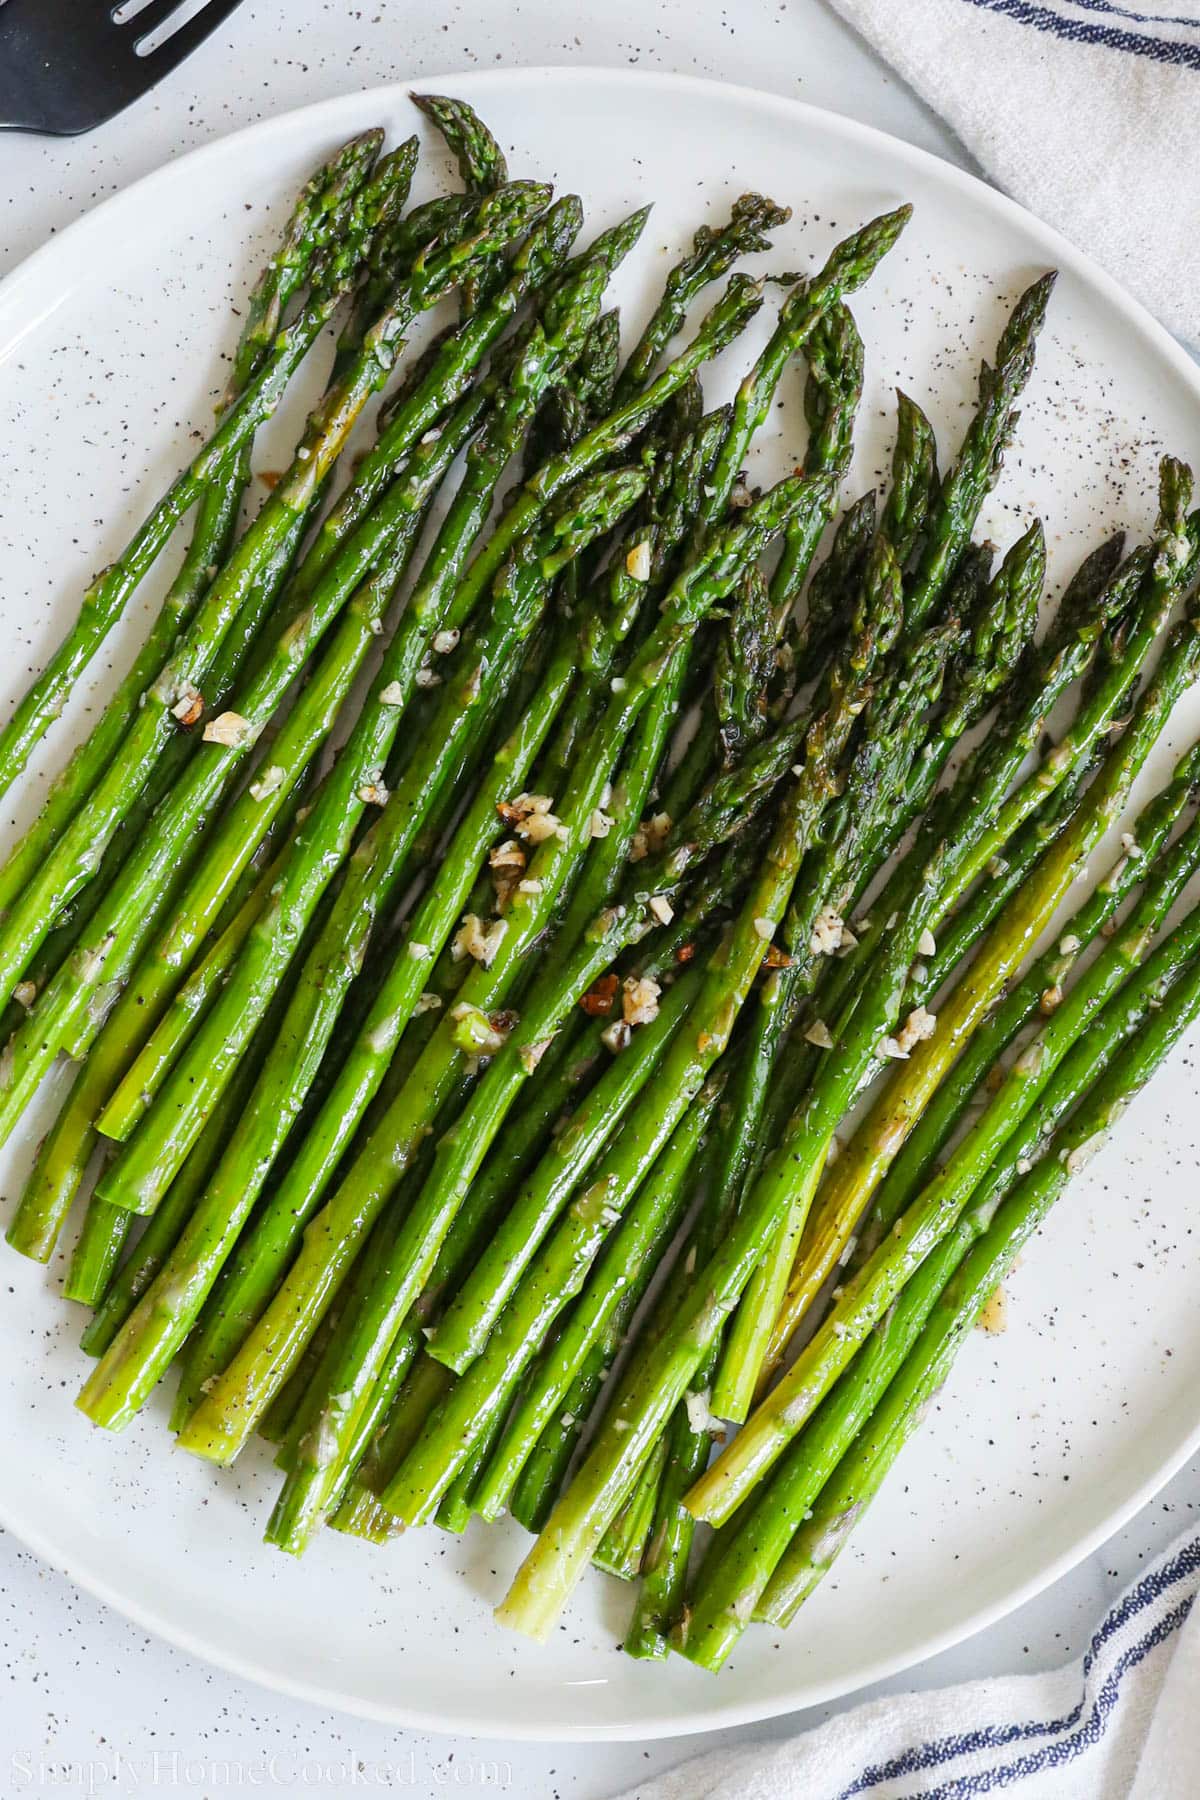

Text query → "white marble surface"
[1,2,1198,1794]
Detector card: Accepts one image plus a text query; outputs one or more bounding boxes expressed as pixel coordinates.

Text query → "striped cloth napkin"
[611,1526,1200,1798]
[826,0,1200,341]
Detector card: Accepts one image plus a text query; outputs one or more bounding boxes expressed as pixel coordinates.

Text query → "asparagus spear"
[166,396,702,1410]
[753,541,1200,1373]
[74,467,649,1432]
[161,472,823,1462]
[711,520,1045,1420]
[0,134,383,917]
[766,737,1200,1373]
[413,92,509,191]
[0,179,552,1026]
[278,1065,712,1548]
[284,202,647,613]
[485,534,912,1634]
[381,1074,721,1531]
[593,1440,672,1579]
[76,957,308,1358]
[495,476,1196,1637]
[0,193,602,1196]
[423,968,704,1376]
[470,1075,722,1528]
[170,627,625,1409]
[686,611,1200,1528]
[341,873,751,1538]
[440,208,909,642]
[510,1141,721,1547]
[0,133,394,807]
[85,225,613,1198]
[751,916,1200,1638]
[95,464,644,1231]
[778,535,1127,1104]
[613,193,790,403]
[0,394,486,1208]
[0,177,573,1045]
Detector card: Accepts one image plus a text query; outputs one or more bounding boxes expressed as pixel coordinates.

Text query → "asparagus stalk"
[752,919,1200,1635]
[755,550,1200,1370]
[489,534,912,1635]
[77,955,310,1357]
[496,476,1196,1637]
[427,968,704,1375]
[163,472,823,1462]
[701,332,1036,1405]
[441,208,910,640]
[84,223,609,1187]
[381,1075,720,1530]
[770,737,1200,1366]
[613,193,790,403]
[165,409,705,1408]
[0,133,395,806]
[0,134,382,918]
[680,775,1200,1653]
[0,396,486,1234]
[687,617,1200,1528]
[9,196,594,1166]
[171,630,628,1411]
[74,467,648,1432]
[413,92,509,191]
[511,1142,720,1545]
[97,463,644,1232]
[593,1439,671,1580]
[711,520,1045,1420]
[0,179,551,1030]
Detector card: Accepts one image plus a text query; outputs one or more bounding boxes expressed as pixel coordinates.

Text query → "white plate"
[1,67,1200,1743]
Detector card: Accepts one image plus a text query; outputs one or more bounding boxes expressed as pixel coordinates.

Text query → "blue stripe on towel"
[1067,0,1200,32]
[833,1535,1200,1797]
[962,0,1200,66]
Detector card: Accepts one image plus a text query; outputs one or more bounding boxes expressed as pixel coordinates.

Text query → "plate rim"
[2,62,1200,1743]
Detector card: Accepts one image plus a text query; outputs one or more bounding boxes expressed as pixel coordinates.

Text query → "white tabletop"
[2,3,1198,1794]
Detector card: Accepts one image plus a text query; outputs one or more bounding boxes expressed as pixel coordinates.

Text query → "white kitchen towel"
[610,1526,1200,1798]
[824,0,1200,342]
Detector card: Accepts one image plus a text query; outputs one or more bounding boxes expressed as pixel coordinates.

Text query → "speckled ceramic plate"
[1,67,1199,1742]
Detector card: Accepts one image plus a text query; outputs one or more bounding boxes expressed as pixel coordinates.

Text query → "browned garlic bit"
[894,1004,937,1056]
[488,837,526,909]
[580,973,619,1017]
[629,811,671,863]
[498,792,565,846]
[170,681,204,726]
[248,764,285,802]
[451,913,507,967]
[601,1019,632,1054]
[519,1037,554,1076]
[622,975,661,1027]
[449,1002,510,1057]
[202,710,251,748]
[624,540,652,583]
[809,905,847,957]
